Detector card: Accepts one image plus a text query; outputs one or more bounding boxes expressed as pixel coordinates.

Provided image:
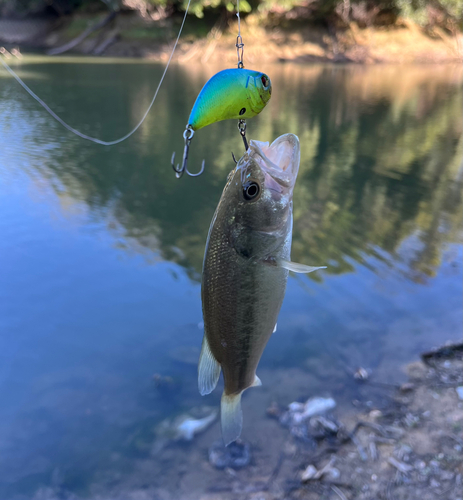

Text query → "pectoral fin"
[198,335,221,396]
[276,258,326,274]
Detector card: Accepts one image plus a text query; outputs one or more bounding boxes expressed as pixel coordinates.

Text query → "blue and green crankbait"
[172,68,272,178]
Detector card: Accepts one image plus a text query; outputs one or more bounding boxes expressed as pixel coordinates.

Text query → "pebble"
[354,367,369,381]
[441,471,454,481]
[430,479,441,488]
[208,440,251,470]
[456,386,463,400]
[288,402,305,412]
[283,442,297,457]
[308,416,338,438]
[266,402,281,418]
[325,467,340,480]
[399,382,415,393]
[388,457,414,474]
[404,413,419,428]
[224,467,237,477]
[301,464,318,481]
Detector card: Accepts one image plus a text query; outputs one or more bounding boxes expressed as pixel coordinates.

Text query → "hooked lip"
[248,134,300,189]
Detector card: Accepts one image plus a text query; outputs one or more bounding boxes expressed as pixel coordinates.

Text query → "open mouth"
[248,134,300,188]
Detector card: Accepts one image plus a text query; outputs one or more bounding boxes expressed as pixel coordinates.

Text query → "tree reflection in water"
[1,61,461,282]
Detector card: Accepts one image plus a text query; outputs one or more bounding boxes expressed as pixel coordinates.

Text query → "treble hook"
[171,126,205,179]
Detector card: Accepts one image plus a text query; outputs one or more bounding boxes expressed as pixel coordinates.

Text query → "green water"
[0,57,462,499]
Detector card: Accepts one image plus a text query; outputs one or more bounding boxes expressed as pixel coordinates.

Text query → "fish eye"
[239,107,246,115]
[243,181,260,201]
[261,75,270,89]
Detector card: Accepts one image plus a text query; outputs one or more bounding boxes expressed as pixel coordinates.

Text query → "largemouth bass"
[199,133,325,445]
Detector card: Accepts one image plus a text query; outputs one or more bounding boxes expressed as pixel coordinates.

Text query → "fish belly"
[202,227,289,396]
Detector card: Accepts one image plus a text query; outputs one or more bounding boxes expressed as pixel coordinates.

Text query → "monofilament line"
[236,0,241,37]
[0,0,192,146]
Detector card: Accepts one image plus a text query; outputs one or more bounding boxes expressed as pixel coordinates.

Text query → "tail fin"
[221,392,243,446]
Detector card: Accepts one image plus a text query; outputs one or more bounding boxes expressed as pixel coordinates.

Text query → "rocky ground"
[183,343,463,500]
[30,343,463,500]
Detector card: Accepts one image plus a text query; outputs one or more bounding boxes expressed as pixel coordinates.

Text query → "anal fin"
[198,335,221,396]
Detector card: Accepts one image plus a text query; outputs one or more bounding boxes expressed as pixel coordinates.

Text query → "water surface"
[0,58,462,499]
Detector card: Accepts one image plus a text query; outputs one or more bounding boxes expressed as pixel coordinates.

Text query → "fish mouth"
[248,134,300,191]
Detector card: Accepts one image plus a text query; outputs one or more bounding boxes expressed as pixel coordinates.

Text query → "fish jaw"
[220,133,300,248]
[248,133,300,192]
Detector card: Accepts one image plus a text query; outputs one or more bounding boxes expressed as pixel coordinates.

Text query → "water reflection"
[1,61,461,280]
[0,59,462,499]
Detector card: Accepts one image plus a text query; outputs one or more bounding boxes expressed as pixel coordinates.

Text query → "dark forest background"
[1,0,461,33]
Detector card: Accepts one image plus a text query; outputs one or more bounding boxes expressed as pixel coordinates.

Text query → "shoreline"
[1,13,462,65]
[25,341,463,500]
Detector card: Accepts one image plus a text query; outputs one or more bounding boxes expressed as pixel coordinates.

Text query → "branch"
[47,11,117,56]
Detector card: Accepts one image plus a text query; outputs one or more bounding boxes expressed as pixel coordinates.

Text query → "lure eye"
[243,181,260,201]
[261,75,270,89]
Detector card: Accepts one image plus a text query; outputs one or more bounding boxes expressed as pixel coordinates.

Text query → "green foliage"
[1,0,461,31]
[178,0,251,18]
[175,0,249,18]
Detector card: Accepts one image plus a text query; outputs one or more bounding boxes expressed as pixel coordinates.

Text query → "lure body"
[188,69,272,131]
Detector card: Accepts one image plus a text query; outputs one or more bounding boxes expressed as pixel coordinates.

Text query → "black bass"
[198,133,325,445]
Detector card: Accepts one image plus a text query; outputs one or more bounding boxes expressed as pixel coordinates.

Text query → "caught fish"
[188,68,272,131]
[198,133,326,445]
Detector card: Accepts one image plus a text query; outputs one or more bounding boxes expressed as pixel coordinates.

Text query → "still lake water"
[0,57,462,499]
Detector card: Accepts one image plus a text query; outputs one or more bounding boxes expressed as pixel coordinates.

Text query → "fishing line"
[0,0,192,146]
[237,0,241,37]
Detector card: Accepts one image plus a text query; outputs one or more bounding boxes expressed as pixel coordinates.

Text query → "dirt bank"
[1,12,462,64]
[135,17,463,65]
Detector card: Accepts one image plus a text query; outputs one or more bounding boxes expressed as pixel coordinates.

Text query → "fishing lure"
[189,68,271,130]
[171,68,272,178]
